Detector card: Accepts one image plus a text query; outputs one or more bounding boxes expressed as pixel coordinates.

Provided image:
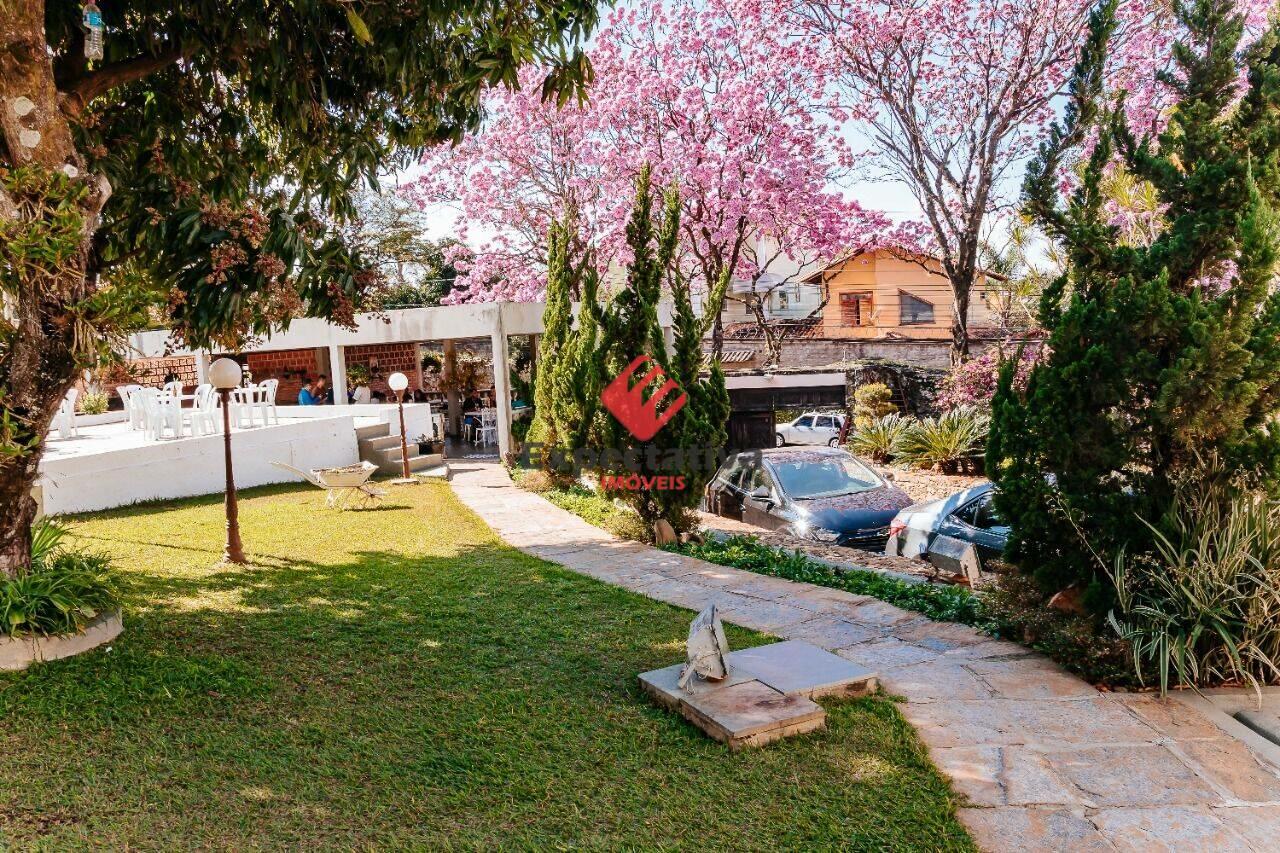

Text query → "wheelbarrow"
[271,461,387,510]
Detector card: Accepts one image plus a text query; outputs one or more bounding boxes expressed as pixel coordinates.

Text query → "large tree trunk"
[1,1,108,577]
[744,295,783,366]
[710,306,724,360]
[950,274,973,365]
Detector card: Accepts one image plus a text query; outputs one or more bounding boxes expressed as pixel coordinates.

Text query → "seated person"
[461,390,484,433]
[297,379,320,405]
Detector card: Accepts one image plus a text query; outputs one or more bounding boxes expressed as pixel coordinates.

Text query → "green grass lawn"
[0,481,974,850]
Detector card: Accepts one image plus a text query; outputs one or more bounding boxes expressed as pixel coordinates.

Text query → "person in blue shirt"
[297,379,319,405]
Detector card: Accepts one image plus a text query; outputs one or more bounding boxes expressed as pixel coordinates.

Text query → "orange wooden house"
[803,248,1004,340]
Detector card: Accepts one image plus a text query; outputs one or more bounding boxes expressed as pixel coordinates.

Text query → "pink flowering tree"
[410,0,886,363]
[779,0,1273,363]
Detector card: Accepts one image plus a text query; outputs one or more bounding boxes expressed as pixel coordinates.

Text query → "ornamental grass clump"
[1107,478,1280,697]
[0,518,119,638]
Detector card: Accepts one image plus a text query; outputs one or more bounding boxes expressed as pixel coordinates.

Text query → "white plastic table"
[230,385,271,427]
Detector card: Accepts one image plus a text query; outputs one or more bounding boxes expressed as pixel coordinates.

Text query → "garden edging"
[0,610,122,671]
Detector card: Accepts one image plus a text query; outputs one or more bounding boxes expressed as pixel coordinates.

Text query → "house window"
[899,291,935,325]
[839,291,873,326]
[777,289,789,310]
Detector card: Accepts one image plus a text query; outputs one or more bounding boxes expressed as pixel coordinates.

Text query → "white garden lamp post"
[209,357,247,564]
[388,371,416,485]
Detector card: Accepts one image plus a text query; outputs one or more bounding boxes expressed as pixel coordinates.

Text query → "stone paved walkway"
[449,461,1280,852]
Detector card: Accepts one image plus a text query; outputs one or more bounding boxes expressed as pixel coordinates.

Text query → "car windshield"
[769,455,881,500]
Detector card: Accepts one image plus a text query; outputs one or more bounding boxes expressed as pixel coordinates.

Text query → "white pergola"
[129,301,675,459]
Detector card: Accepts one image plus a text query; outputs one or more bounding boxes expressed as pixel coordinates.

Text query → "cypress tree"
[990,0,1280,608]
[530,220,573,466]
[593,168,729,531]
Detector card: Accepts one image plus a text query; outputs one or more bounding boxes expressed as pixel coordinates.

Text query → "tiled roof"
[721,317,823,341]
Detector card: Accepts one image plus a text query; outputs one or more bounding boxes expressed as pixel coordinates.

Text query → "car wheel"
[775,433,785,447]
[828,437,840,447]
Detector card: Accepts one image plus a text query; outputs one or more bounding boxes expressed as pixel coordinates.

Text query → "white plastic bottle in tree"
[83,2,104,62]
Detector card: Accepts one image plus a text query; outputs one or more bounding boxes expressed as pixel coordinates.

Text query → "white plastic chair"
[184,384,219,436]
[163,379,185,398]
[259,378,280,425]
[146,391,184,440]
[477,407,498,446]
[117,384,144,429]
[231,384,266,428]
[54,389,79,439]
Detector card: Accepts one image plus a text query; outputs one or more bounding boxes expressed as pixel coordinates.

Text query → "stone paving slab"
[727,639,878,699]
[450,462,1280,852]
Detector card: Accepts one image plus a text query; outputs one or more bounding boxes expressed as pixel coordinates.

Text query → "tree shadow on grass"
[0,482,975,850]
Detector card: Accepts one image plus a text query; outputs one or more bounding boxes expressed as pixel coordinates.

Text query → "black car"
[703,447,913,549]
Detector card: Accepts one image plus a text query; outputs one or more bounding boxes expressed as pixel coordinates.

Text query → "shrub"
[510,415,534,444]
[0,519,120,638]
[668,536,985,625]
[984,573,1133,687]
[346,363,371,388]
[78,391,110,415]
[990,2,1280,606]
[896,408,988,474]
[848,413,914,463]
[851,383,897,428]
[937,349,1038,411]
[1107,480,1280,696]
[517,469,557,494]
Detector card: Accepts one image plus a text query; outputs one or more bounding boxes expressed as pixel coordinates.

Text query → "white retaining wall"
[38,416,359,515]
[272,402,434,438]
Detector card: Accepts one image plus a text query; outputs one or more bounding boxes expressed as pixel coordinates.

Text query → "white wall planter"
[0,610,122,671]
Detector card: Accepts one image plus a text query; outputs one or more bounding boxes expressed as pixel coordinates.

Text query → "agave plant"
[896,407,989,473]
[848,413,913,463]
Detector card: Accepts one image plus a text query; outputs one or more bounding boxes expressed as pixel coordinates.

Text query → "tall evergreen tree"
[531,220,573,461]
[592,168,729,531]
[990,0,1280,607]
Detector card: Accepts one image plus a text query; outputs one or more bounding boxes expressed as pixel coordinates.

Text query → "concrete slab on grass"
[638,640,877,748]
[677,679,825,750]
[728,639,878,699]
[637,662,755,712]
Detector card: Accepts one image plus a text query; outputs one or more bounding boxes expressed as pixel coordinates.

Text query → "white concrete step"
[355,423,390,442]
[360,434,402,452]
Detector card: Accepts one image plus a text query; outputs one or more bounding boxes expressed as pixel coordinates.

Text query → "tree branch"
[59,47,187,117]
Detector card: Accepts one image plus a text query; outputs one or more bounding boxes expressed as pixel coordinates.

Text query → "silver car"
[775,411,845,448]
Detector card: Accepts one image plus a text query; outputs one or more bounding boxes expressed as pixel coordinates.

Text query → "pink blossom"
[406,0,884,303]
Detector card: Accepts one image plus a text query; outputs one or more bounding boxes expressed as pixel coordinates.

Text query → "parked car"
[776,411,846,447]
[703,447,912,549]
[884,482,1009,562]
